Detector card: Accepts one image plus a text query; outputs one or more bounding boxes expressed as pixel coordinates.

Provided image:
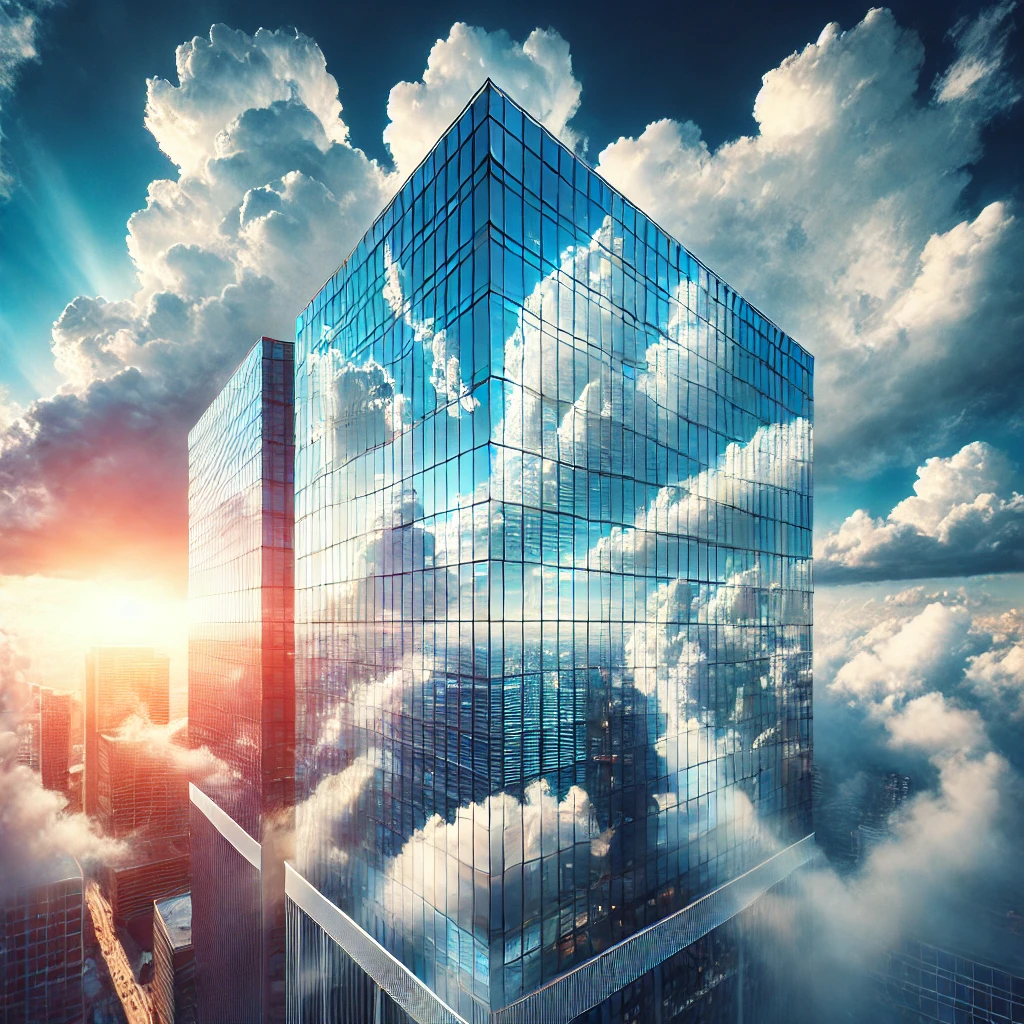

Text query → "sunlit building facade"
[96,733,188,839]
[37,686,72,795]
[0,856,84,1024]
[287,82,814,1024]
[188,337,295,1022]
[105,837,191,936]
[14,683,69,789]
[84,646,170,816]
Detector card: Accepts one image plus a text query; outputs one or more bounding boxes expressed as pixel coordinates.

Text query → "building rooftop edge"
[300,77,810,361]
[187,334,293,443]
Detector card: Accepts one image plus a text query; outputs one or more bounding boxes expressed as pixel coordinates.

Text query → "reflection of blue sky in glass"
[291,83,812,1020]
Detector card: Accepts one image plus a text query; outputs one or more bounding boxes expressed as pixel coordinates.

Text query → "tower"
[84,647,170,817]
[188,337,295,1022]
[287,82,814,1023]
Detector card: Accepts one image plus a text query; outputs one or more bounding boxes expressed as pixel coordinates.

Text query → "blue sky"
[2,0,1020,419]
[0,0,1021,569]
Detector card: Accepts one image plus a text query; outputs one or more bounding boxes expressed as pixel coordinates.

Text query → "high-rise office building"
[0,855,84,1024]
[96,732,189,839]
[188,337,295,1022]
[66,763,84,814]
[287,81,813,1024]
[39,686,72,795]
[877,936,1024,1024]
[84,646,170,816]
[15,686,40,771]
[16,685,72,794]
[153,892,197,1024]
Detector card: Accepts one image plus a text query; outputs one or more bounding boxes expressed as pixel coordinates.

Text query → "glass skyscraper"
[189,337,295,1022]
[153,892,197,1024]
[84,646,170,817]
[16,684,72,795]
[287,81,813,1024]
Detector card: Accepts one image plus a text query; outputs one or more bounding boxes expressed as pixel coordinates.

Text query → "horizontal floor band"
[492,832,816,1024]
[189,783,262,871]
[285,863,470,1024]
[286,833,815,1024]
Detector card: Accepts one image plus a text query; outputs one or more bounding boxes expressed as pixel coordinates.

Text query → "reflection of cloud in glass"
[383,243,478,415]
[308,348,408,469]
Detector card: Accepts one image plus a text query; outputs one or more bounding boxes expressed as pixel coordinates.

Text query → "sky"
[0,0,1022,1001]
[0,0,1016,643]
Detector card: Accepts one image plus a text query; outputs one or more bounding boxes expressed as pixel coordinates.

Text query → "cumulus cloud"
[817,441,1024,582]
[383,22,582,175]
[884,691,986,754]
[0,24,391,576]
[0,19,590,579]
[965,640,1024,716]
[596,5,1023,479]
[829,601,972,701]
[768,580,1023,1018]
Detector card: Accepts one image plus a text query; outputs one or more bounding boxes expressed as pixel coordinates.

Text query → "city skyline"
[0,2,1022,1023]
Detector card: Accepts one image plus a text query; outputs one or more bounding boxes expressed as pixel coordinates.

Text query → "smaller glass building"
[878,939,1024,1024]
[188,336,295,1022]
[153,892,197,1024]
[96,733,188,839]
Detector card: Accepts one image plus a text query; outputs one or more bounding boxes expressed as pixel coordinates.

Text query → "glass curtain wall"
[290,82,812,1024]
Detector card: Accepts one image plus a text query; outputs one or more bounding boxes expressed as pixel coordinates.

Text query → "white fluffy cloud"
[965,640,1024,716]
[829,601,972,703]
[384,22,582,176]
[596,4,1023,478]
[0,20,589,577]
[780,580,1022,1014]
[787,748,1009,1000]
[815,582,1024,767]
[816,441,1024,581]
[0,24,395,575]
[884,691,986,754]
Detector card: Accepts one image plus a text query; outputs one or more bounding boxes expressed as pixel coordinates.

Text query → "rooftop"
[154,892,192,950]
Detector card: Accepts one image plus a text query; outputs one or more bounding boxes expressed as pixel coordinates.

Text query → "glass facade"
[0,857,84,1024]
[153,893,197,1024]
[188,336,295,1022]
[96,733,189,839]
[290,81,813,1023]
[84,646,170,817]
[877,940,1024,1024]
[16,685,72,794]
